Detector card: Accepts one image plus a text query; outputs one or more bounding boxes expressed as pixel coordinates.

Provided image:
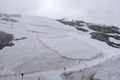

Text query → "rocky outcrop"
[57,19,120,49]
[0,31,14,49]
[90,32,120,48]
[14,37,27,41]
[0,18,18,22]
[87,24,120,34]
[90,32,109,42]
[88,24,120,48]
[0,13,21,17]
[57,19,88,32]
[0,13,20,23]
[57,19,85,27]
[76,27,88,32]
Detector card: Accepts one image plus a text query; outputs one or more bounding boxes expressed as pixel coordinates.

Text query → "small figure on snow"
[21,73,24,80]
[38,77,40,80]
[64,67,66,73]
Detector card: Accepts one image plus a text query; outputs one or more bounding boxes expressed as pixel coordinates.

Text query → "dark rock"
[107,41,120,48]
[1,18,18,23]
[57,20,76,26]
[87,24,120,34]
[90,32,120,48]
[90,32,109,42]
[57,19,88,32]
[76,27,88,32]
[0,13,20,23]
[0,13,21,17]
[0,31,14,49]
[14,37,27,41]
[57,18,120,48]
[0,42,14,49]
[109,35,120,40]
[57,19,85,27]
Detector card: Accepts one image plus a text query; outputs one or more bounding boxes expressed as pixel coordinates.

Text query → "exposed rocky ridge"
[90,32,120,48]
[76,27,88,32]
[0,13,20,23]
[87,24,120,34]
[0,14,21,49]
[0,13,21,17]
[57,19,85,27]
[57,19,120,48]
[0,31,14,49]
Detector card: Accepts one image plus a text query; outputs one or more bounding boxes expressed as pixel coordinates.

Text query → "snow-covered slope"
[63,55,120,80]
[0,14,120,80]
[93,57,120,80]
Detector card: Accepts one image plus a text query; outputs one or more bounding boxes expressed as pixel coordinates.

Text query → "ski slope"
[0,14,120,80]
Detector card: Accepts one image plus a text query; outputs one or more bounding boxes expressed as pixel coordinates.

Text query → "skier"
[21,73,24,80]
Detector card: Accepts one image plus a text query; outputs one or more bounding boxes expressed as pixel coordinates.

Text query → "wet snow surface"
[0,14,120,80]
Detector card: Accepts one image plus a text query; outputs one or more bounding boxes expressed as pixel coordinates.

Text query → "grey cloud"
[0,0,40,15]
[0,0,120,27]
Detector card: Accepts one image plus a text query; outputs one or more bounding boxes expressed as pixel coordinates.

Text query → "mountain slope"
[0,13,120,80]
[57,18,120,48]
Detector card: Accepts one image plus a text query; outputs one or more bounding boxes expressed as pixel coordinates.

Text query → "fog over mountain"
[0,0,120,26]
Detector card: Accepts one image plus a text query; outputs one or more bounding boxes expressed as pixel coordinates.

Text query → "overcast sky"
[0,0,120,26]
